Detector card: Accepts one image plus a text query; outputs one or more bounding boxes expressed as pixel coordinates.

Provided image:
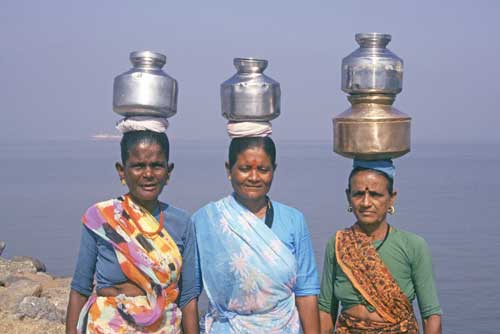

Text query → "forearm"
[319,310,335,334]
[181,298,199,334]
[296,295,320,334]
[423,314,442,334]
[66,289,89,334]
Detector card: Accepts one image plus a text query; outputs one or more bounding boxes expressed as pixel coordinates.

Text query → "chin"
[238,192,267,201]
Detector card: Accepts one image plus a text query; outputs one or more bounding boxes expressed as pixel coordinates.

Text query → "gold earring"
[388,206,395,215]
[120,179,126,185]
[347,206,353,213]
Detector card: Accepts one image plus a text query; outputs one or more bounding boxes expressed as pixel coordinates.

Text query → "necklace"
[375,224,391,251]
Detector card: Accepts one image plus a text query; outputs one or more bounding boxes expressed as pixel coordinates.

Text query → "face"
[226,146,275,203]
[116,142,173,211]
[346,170,397,226]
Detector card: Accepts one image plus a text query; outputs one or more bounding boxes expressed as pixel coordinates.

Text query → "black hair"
[228,137,276,170]
[120,130,169,164]
[347,167,394,195]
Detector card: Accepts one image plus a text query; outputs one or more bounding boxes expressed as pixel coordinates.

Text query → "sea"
[1,139,499,333]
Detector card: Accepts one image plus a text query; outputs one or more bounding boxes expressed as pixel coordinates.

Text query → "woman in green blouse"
[319,160,442,334]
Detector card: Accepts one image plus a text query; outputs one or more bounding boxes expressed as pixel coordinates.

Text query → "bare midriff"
[97,281,146,297]
[343,304,387,322]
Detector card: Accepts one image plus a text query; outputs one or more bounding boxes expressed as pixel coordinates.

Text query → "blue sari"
[193,195,300,334]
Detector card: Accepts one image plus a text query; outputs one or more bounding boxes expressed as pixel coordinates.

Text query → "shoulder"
[162,202,192,228]
[84,198,115,214]
[191,196,229,221]
[272,200,305,221]
[390,227,431,260]
[391,227,428,248]
[163,202,190,221]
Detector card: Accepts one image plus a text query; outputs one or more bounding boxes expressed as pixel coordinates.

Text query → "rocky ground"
[0,242,69,334]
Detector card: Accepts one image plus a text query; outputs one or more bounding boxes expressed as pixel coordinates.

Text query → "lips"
[243,185,263,190]
[359,211,375,215]
[140,184,158,192]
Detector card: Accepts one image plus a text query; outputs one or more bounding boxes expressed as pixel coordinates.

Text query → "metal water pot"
[113,51,178,118]
[333,33,411,160]
[342,33,403,95]
[221,58,280,121]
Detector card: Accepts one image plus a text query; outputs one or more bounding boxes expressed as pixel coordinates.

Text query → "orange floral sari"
[76,195,183,334]
[335,227,418,334]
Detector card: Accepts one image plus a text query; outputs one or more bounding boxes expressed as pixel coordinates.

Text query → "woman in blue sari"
[193,136,320,334]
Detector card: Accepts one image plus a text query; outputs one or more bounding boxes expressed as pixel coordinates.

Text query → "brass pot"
[333,94,410,160]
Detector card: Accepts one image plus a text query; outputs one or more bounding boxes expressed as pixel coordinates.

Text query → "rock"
[36,271,54,280]
[0,258,38,285]
[11,256,46,272]
[0,241,5,256]
[16,296,64,323]
[0,279,42,312]
[42,285,70,319]
[0,309,65,334]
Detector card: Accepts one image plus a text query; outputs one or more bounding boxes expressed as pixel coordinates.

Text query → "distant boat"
[91,133,121,141]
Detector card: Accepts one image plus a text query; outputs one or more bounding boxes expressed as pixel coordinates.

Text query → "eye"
[152,162,166,169]
[238,165,251,172]
[130,163,145,170]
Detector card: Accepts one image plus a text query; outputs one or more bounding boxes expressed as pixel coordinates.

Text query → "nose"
[248,169,259,182]
[361,192,371,207]
[143,166,154,179]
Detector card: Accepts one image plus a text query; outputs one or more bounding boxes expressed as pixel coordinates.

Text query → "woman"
[192,136,320,334]
[66,130,200,334]
[319,160,442,334]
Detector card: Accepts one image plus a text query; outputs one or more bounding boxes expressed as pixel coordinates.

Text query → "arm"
[319,310,334,334]
[66,225,97,334]
[318,237,339,334]
[296,295,320,334]
[292,213,320,333]
[65,289,89,334]
[423,314,442,334]
[181,298,199,334]
[178,216,201,334]
[410,236,443,334]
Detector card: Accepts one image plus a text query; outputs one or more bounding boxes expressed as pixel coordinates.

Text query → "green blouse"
[318,227,442,319]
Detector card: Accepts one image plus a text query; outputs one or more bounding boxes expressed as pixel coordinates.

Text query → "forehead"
[236,146,272,163]
[349,170,389,191]
[127,142,166,160]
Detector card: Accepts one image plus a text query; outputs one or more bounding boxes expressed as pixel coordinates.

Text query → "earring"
[388,206,395,215]
[120,179,126,186]
[347,206,353,213]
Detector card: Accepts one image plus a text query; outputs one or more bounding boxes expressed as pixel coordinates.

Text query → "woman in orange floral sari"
[319,160,442,334]
[66,128,200,334]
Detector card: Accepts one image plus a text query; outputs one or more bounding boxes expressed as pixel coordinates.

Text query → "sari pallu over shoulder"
[334,227,418,334]
[195,195,300,334]
[76,195,183,334]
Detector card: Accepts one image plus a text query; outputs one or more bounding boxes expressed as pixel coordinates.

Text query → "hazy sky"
[1,0,499,143]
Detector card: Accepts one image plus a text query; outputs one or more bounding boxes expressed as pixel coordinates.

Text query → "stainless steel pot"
[334,33,411,160]
[113,51,178,118]
[221,58,280,121]
[342,33,403,95]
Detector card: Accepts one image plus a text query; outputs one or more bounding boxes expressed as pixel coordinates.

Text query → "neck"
[355,221,388,240]
[129,194,159,214]
[233,193,268,218]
